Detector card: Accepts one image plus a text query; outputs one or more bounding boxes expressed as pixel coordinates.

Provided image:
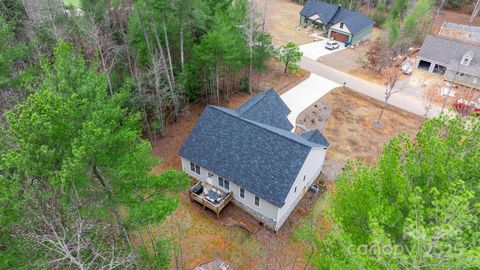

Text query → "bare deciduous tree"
[22,188,136,269]
[372,46,405,127]
[245,1,262,94]
[470,0,480,23]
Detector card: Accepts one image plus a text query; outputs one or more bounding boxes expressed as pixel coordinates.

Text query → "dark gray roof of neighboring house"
[418,35,480,77]
[179,91,329,208]
[331,8,375,35]
[300,0,374,35]
[301,130,330,147]
[300,0,340,23]
[236,88,293,130]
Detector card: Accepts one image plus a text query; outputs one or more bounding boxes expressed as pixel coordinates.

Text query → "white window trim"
[218,177,224,188]
[239,188,245,199]
[224,180,230,191]
[254,196,260,207]
[218,177,230,191]
[190,162,200,175]
[190,162,195,172]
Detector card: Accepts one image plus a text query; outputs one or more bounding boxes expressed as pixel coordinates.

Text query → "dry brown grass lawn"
[252,0,312,45]
[320,87,423,163]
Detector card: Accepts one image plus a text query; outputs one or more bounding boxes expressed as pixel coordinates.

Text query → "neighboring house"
[438,22,480,46]
[179,89,329,231]
[299,0,375,45]
[415,35,480,89]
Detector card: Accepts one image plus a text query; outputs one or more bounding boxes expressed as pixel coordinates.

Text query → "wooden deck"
[189,181,233,218]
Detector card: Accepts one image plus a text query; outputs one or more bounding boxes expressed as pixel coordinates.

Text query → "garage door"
[331,31,349,43]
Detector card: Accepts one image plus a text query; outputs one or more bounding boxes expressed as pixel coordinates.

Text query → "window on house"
[294,186,297,193]
[240,188,245,199]
[195,165,200,174]
[190,162,200,175]
[218,177,229,190]
[462,57,471,65]
[190,162,195,172]
[208,172,214,178]
[255,196,260,207]
[218,177,224,188]
[340,22,344,29]
[457,72,465,77]
[224,180,230,190]
[303,175,306,181]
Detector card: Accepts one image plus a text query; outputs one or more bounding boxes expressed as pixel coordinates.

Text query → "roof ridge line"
[209,106,317,149]
[237,89,272,115]
[430,34,480,48]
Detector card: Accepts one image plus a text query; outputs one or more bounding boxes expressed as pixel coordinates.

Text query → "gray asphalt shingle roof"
[300,0,339,23]
[301,130,330,147]
[236,88,293,130]
[179,90,329,208]
[300,0,374,35]
[418,35,480,77]
[331,8,375,35]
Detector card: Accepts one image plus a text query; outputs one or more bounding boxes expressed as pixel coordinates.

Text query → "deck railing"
[189,182,233,218]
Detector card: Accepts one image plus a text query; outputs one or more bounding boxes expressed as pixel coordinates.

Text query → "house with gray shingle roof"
[179,89,329,231]
[299,0,375,45]
[415,35,480,89]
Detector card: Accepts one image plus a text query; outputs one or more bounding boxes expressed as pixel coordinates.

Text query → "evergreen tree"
[0,42,188,268]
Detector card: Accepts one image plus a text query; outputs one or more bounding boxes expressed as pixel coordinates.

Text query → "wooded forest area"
[0,0,281,268]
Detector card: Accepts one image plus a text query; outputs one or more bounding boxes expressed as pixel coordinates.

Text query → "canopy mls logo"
[355,241,476,257]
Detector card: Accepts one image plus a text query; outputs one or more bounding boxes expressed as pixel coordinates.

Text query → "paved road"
[300,57,442,118]
[281,73,339,128]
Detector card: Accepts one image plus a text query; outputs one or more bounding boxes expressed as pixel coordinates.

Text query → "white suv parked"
[325,41,340,50]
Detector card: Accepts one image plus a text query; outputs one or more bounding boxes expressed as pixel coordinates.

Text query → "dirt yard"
[432,9,480,34]
[252,0,313,45]
[297,87,423,164]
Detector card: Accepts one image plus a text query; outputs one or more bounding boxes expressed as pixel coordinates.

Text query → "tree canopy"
[299,116,480,269]
[0,42,188,269]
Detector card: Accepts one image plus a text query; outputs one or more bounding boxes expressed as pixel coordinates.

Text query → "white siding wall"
[275,147,327,230]
[180,157,279,222]
[330,21,351,34]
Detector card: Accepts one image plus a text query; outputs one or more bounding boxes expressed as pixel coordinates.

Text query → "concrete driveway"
[299,39,346,61]
[281,73,340,128]
[299,57,442,117]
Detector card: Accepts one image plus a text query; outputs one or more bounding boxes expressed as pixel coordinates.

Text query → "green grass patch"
[64,0,80,8]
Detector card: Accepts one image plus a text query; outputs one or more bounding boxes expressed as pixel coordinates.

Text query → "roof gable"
[236,89,293,130]
[330,8,374,34]
[301,130,330,147]
[300,0,340,23]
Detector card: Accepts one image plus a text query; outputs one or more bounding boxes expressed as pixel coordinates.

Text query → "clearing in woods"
[145,61,423,269]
